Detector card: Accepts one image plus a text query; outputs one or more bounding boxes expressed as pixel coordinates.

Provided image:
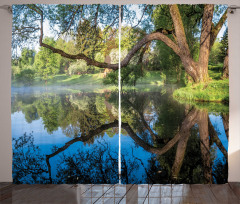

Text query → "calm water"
[11,85,228,184]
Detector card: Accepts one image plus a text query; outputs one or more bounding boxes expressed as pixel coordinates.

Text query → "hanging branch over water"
[26,4,181,70]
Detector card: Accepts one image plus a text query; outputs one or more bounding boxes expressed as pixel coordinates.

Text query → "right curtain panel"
[120,4,228,184]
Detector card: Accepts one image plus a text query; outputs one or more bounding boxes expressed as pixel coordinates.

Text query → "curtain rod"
[229,5,240,14]
[1,5,240,15]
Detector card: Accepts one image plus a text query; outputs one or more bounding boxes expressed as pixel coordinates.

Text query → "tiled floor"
[1,183,240,203]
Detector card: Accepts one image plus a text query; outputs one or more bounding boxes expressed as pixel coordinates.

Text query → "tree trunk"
[197,4,215,82]
[180,56,199,82]
[222,113,229,140]
[198,110,212,184]
[222,49,229,79]
[171,129,190,180]
[169,4,214,83]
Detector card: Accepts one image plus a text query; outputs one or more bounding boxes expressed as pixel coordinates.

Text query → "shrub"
[68,60,88,75]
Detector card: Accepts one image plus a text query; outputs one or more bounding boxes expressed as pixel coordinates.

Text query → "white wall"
[0,0,240,182]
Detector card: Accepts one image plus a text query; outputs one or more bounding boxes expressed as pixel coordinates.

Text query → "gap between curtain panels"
[118,5,122,184]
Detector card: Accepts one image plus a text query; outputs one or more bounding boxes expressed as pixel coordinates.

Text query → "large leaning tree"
[12,4,227,83]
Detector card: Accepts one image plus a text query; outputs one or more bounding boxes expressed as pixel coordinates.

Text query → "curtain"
[11,4,229,184]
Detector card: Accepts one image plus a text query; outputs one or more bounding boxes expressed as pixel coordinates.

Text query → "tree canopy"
[12,4,228,83]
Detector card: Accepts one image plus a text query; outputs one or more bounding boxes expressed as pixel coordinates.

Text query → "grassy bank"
[173,79,229,102]
[173,65,229,102]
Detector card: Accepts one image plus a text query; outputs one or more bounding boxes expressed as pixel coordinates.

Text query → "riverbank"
[12,69,229,103]
[173,77,229,103]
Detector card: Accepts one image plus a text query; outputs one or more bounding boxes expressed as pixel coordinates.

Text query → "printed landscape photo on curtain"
[11,4,229,184]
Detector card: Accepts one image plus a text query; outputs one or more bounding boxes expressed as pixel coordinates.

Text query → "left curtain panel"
[11,4,119,184]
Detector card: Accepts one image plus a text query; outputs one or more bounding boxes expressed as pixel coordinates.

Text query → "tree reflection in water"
[12,88,228,184]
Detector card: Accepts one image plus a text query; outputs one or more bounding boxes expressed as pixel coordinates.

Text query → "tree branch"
[94,4,100,27]
[121,32,181,68]
[42,32,180,69]
[27,5,181,70]
[122,107,199,155]
[132,5,148,29]
[208,116,228,159]
[46,120,118,160]
[210,8,228,48]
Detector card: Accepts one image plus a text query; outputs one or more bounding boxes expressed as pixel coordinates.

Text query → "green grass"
[173,65,229,103]
[173,79,229,103]
[12,73,105,87]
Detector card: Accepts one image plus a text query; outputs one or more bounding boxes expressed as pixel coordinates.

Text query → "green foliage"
[108,49,128,64]
[12,48,36,81]
[153,41,181,71]
[94,52,105,63]
[34,37,60,82]
[36,95,62,134]
[55,38,77,74]
[138,71,164,85]
[76,19,103,57]
[121,26,145,51]
[208,67,223,80]
[178,100,229,113]
[103,64,145,87]
[218,28,228,62]
[121,64,145,86]
[22,104,39,123]
[15,69,35,86]
[18,48,35,68]
[209,40,221,65]
[103,71,118,86]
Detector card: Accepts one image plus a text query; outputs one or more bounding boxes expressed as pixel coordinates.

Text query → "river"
[11,85,228,184]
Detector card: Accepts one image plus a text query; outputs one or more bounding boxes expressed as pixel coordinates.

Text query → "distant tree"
[209,40,221,65]
[219,28,228,78]
[34,37,59,84]
[18,48,35,69]
[55,38,77,74]
[218,28,228,62]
